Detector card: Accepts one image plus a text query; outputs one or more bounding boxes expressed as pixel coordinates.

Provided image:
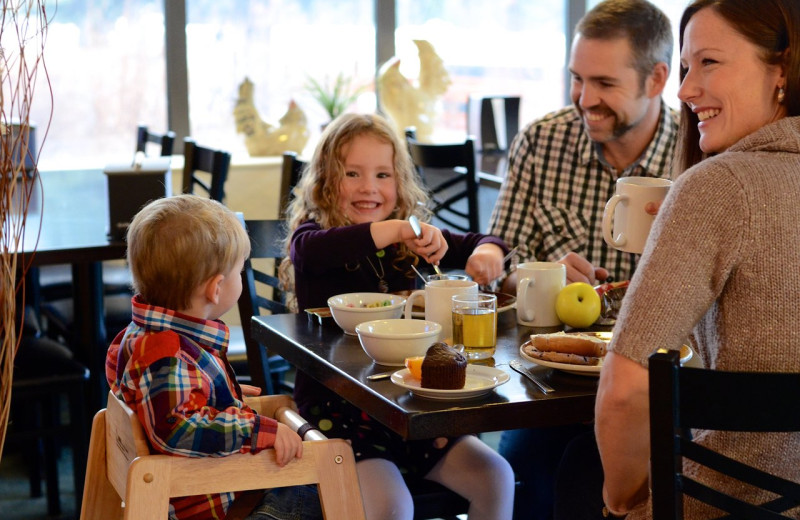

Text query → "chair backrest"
[81,391,366,520]
[279,151,307,218]
[181,137,231,202]
[135,125,176,157]
[237,217,290,393]
[467,95,520,153]
[648,349,800,520]
[405,129,480,233]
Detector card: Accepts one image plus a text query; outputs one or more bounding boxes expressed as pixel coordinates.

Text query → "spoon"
[408,215,444,276]
[367,370,396,381]
[408,215,423,238]
[502,246,520,264]
[410,264,427,285]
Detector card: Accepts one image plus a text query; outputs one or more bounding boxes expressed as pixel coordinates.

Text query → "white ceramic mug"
[516,262,566,327]
[602,176,672,254]
[404,279,478,341]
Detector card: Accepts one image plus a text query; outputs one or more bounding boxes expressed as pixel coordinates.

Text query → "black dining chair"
[467,95,520,154]
[279,151,306,218]
[648,348,800,519]
[135,124,176,157]
[405,129,481,234]
[181,138,231,203]
[7,305,89,517]
[229,217,293,395]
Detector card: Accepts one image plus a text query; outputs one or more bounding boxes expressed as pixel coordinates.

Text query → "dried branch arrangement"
[0,0,50,458]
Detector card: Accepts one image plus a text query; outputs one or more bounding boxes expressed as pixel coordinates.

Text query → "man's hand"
[559,252,609,284]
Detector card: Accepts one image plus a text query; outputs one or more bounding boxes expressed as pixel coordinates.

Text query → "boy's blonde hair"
[127,194,250,311]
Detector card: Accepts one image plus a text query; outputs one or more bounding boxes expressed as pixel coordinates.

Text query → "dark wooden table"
[17,169,127,413]
[251,310,598,440]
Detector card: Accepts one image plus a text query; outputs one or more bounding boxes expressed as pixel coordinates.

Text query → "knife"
[509,359,555,394]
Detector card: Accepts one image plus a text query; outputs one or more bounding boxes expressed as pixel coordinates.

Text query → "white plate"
[519,346,603,376]
[390,365,510,400]
[519,339,693,377]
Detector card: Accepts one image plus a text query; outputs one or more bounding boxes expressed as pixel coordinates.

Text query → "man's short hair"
[577,0,673,84]
[127,194,250,311]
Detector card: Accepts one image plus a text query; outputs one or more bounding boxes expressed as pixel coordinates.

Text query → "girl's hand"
[465,244,505,285]
[405,221,449,266]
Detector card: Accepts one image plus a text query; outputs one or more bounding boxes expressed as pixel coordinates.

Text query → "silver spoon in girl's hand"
[408,215,444,275]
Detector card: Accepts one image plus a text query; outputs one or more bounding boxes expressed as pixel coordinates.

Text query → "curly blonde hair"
[279,113,431,305]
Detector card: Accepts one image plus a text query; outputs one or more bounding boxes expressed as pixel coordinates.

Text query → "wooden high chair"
[80,391,365,519]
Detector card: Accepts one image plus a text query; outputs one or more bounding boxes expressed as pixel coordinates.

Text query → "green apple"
[555,282,601,328]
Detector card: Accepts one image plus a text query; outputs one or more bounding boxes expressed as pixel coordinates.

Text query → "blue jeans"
[244,485,322,520]
[499,423,592,520]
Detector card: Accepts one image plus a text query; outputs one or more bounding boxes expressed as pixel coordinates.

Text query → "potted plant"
[0,0,49,457]
[304,72,366,123]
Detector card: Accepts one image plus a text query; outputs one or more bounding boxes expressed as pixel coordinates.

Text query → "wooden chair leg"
[314,439,366,520]
[80,411,123,520]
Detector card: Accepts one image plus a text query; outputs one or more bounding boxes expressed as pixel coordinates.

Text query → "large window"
[33,1,166,170]
[396,0,566,141]
[29,0,692,170]
[185,0,375,158]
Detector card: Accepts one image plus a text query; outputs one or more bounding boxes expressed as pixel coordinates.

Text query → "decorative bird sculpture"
[233,77,310,156]
[377,40,451,142]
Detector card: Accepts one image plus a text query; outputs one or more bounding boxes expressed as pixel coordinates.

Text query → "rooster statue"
[233,77,310,156]
[377,40,451,142]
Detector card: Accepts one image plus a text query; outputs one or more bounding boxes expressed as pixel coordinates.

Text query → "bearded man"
[489,0,678,291]
[488,2,678,520]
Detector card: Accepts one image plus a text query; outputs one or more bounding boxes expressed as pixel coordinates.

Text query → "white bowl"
[327,293,407,335]
[355,319,442,366]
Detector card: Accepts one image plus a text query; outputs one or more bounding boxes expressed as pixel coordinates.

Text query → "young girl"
[281,113,515,520]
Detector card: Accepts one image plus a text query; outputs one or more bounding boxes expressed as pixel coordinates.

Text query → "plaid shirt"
[488,101,678,282]
[106,295,278,520]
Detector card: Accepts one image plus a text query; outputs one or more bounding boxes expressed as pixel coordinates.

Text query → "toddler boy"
[105,195,304,519]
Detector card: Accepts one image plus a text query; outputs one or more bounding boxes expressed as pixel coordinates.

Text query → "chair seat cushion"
[14,335,88,383]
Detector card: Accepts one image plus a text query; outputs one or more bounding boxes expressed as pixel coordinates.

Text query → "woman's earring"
[778,87,786,104]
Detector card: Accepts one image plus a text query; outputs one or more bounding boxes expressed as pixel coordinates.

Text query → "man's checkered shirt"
[488,101,679,282]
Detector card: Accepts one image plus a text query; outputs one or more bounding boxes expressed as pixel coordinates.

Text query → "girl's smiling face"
[338,134,398,225]
[678,7,786,154]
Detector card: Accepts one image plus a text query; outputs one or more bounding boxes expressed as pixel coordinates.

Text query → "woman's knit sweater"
[611,116,800,519]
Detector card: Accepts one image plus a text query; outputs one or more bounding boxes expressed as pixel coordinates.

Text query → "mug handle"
[404,290,425,319]
[602,194,628,248]
[517,277,536,324]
